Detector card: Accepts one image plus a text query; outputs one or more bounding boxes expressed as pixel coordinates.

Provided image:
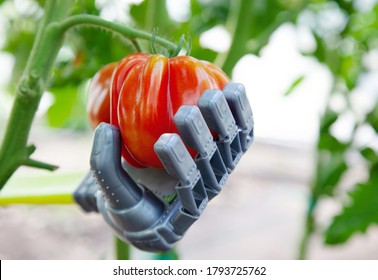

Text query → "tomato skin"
[88,53,230,168]
[87,62,117,129]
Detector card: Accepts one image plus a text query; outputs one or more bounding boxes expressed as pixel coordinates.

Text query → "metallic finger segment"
[223,83,254,152]
[154,133,208,216]
[96,190,183,252]
[73,171,99,213]
[174,105,228,200]
[198,89,243,172]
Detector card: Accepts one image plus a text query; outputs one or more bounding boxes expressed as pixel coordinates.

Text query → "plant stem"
[145,0,170,32]
[0,0,74,190]
[214,0,253,76]
[298,196,317,259]
[24,158,58,171]
[57,14,177,53]
[115,236,131,260]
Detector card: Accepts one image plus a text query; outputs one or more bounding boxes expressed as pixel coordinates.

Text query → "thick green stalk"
[145,0,170,32]
[0,0,74,189]
[214,0,253,76]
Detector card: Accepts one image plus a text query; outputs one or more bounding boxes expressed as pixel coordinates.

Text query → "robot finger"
[174,105,228,200]
[73,171,99,213]
[90,123,165,232]
[154,133,208,216]
[198,89,243,171]
[223,83,254,152]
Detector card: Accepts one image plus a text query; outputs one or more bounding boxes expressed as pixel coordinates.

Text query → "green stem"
[115,236,131,260]
[26,144,37,156]
[130,39,142,52]
[24,158,58,171]
[298,196,317,259]
[145,0,170,33]
[214,0,253,76]
[57,14,177,53]
[297,50,341,259]
[0,0,73,190]
[145,0,157,31]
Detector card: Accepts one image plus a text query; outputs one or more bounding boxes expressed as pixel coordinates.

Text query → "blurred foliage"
[299,0,378,249]
[325,178,378,244]
[0,0,378,257]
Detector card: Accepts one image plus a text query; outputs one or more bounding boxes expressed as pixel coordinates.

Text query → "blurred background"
[0,0,378,259]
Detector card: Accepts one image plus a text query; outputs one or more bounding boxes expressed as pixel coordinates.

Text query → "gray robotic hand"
[74,83,254,252]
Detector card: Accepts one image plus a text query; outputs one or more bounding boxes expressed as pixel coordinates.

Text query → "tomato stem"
[56,14,178,53]
[151,28,159,54]
[130,39,142,52]
[170,34,186,57]
[214,0,253,76]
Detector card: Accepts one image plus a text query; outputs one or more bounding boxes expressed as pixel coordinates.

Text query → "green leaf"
[308,33,326,63]
[319,109,338,134]
[360,147,378,164]
[313,151,348,197]
[3,27,37,90]
[366,106,378,133]
[47,84,89,130]
[339,54,362,90]
[318,133,350,152]
[47,86,78,127]
[188,37,217,61]
[54,28,129,86]
[189,0,230,34]
[283,75,305,96]
[325,180,378,244]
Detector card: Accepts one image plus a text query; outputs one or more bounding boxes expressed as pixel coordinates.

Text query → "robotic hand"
[74,83,254,252]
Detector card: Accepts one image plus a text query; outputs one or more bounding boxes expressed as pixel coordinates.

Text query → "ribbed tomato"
[87,62,117,129]
[87,53,230,168]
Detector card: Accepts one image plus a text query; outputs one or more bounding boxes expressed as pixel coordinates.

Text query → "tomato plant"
[87,53,230,168]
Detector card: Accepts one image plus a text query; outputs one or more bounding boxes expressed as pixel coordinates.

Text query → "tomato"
[87,62,117,129]
[87,53,230,168]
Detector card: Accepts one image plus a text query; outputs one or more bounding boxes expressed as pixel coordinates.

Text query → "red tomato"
[87,53,230,168]
[87,62,117,129]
